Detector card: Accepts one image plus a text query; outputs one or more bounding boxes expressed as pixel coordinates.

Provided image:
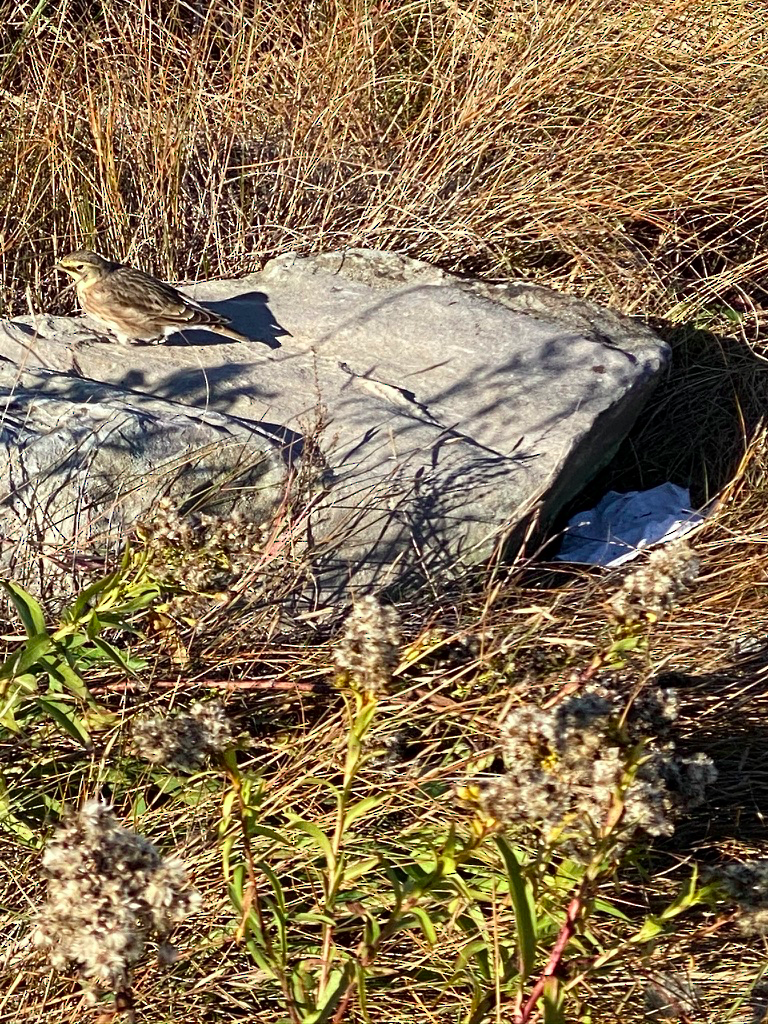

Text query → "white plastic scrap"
[555,483,706,567]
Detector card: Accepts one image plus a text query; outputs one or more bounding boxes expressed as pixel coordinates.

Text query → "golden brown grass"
[2,1,768,1022]
[1,0,767,331]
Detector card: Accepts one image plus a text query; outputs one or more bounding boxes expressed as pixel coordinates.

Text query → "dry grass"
[1,0,767,329]
[2,1,768,1022]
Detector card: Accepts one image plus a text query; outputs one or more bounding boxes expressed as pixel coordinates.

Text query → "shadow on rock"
[163,289,288,349]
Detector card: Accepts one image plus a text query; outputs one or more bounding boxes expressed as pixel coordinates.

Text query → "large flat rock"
[1,249,668,599]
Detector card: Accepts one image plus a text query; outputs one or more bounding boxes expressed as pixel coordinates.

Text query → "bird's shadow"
[162,289,288,350]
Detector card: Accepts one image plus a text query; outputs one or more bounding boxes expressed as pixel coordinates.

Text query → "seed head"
[720,860,768,935]
[333,594,401,696]
[131,701,236,770]
[32,800,200,996]
[609,542,700,623]
[473,685,715,855]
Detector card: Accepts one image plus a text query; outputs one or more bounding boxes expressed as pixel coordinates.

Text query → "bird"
[54,250,279,348]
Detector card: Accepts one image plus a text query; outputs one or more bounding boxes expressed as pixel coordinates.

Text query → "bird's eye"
[75,264,84,271]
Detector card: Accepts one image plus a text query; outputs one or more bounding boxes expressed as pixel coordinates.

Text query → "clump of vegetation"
[0,539,765,1023]
[31,799,200,1011]
[3,2,768,1022]
[474,684,716,850]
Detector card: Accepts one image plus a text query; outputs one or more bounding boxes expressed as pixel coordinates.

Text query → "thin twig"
[89,677,328,694]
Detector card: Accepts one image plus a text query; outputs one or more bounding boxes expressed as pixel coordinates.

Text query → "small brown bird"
[55,250,277,347]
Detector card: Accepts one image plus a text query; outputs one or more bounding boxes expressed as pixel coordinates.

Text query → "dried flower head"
[474,685,715,855]
[333,594,400,696]
[644,970,700,1020]
[609,542,700,623]
[720,860,768,935]
[136,498,267,595]
[131,701,236,770]
[32,800,200,998]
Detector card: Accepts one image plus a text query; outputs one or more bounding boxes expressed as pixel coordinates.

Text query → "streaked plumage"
[55,250,275,347]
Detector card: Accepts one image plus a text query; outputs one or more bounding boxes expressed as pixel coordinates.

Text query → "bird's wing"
[108,268,228,327]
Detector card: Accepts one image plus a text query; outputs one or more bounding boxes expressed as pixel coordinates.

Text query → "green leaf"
[301,775,342,801]
[220,834,236,879]
[496,836,537,980]
[541,976,565,1023]
[290,963,313,1013]
[288,817,334,865]
[293,911,337,926]
[453,937,493,981]
[62,571,120,623]
[384,863,404,908]
[85,612,103,640]
[406,906,437,945]
[229,862,246,909]
[257,861,286,915]
[340,855,381,884]
[3,581,46,637]
[268,903,287,957]
[554,858,586,888]
[592,897,631,921]
[244,910,268,947]
[0,701,20,732]
[352,700,379,737]
[250,824,292,847]
[0,632,53,680]
[87,636,141,674]
[304,962,355,1024]
[659,866,702,919]
[36,698,91,746]
[343,794,387,830]
[39,651,90,701]
[363,915,381,947]
[92,612,145,630]
[631,916,664,943]
[354,961,370,1024]
[245,937,276,978]
[221,789,239,822]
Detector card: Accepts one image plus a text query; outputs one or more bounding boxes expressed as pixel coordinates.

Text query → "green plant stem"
[318,691,374,994]
[225,764,302,1024]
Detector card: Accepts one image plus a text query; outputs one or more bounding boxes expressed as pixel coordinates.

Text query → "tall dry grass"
[1,0,767,330]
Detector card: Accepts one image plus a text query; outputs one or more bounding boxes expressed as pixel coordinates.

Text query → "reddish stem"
[89,677,327,694]
[515,895,582,1023]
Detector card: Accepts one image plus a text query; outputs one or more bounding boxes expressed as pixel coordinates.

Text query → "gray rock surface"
[0,361,290,596]
[1,249,668,600]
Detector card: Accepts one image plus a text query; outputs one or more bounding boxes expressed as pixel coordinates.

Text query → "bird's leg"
[85,327,117,345]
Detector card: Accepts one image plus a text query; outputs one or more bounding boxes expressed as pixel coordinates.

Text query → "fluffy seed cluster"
[365,728,414,776]
[131,701,236,770]
[608,542,700,623]
[477,685,716,853]
[720,860,768,935]
[333,594,401,696]
[644,970,700,1020]
[32,800,200,996]
[137,496,268,593]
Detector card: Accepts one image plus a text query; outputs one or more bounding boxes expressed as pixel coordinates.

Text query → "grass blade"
[496,835,537,980]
